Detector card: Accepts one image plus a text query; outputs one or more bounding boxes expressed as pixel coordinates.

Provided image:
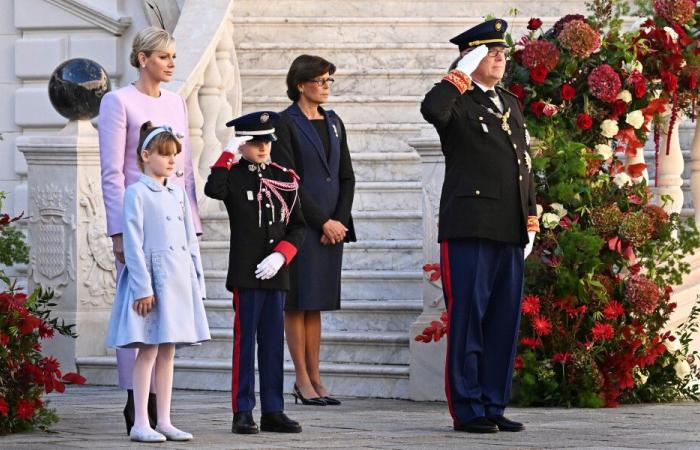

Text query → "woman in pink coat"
[98,26,202,435]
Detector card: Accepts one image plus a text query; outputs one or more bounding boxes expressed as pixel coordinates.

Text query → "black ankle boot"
[147,393,158,428]
[123,389,135,435]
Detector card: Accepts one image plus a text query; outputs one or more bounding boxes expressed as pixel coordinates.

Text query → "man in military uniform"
[421,19,539,434]
[204,111,305,434]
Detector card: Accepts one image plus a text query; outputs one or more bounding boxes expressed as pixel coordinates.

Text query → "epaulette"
[270,162,300,181]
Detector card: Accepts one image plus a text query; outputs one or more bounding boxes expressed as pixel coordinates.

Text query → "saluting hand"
[133,295,155,317]
[456,44,489,76]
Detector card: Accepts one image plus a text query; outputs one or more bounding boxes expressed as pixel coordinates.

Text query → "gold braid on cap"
[467,38,507,47]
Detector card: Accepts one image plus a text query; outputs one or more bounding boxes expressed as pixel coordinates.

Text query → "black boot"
[260,411,302,433]
[123,389,135,435]
[232,411,259,434]
[147,393,158,428]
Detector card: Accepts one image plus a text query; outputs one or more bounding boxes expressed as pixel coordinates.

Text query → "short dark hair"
[286,54,336,102]
[136,121,182,171]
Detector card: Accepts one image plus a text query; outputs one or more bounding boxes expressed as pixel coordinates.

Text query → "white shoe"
[155,425,193,441]
[130,425,166,442]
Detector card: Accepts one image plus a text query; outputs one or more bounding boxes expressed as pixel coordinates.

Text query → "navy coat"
[273,103,356,311]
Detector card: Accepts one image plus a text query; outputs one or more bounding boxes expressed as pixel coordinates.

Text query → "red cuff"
[443,70,473,95]
[274,240,298,265]
[211,151,236,169]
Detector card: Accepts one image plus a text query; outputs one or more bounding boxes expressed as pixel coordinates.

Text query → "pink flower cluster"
[522,39,560,71]
[588,64,622,103]
[654,0,697,25]
[558,20,601,57]
[625,274,661,316]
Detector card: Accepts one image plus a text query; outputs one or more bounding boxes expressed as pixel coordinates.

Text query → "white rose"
[623,60,643,75]
[665,334,682,353]
[550,202,568,218]
[613,172,632,188]
[595,143,613,160]
[625,110,645,130]
[616,90,632,103]
[600,119,619,138]
[541,212,560,229]
[536,204,544,219]
[674,360,691,379]
[664,26,679,42]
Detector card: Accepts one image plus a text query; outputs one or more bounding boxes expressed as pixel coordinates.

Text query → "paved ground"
[2,385,700,449]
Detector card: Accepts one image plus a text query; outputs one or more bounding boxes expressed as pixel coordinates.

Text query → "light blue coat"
[106,175,210,348]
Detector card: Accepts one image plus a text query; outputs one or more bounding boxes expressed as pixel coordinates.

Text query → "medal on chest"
[481,104,512,135]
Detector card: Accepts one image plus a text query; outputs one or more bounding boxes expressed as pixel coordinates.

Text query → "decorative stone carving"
[27,184,76,298]
[79,177,116,307]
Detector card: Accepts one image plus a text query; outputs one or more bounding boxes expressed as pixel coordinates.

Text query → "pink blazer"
[98,84,202,236]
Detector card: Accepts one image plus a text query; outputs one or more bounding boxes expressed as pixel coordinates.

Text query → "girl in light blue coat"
[106,121,210,443]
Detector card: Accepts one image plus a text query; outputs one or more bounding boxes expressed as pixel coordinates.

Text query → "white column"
[654,113,685,215]
[690,118,700,224]
[17,120,116,372]
[215,21,235,147]
[408,127,447,401]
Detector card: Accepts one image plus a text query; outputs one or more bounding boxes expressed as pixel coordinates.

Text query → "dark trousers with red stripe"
[231,288,285,414]
[440,238,524,425]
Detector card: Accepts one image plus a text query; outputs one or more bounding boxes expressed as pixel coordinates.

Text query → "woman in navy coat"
[273,55,356,406]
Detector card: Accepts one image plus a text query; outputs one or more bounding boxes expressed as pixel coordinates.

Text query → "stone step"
[203,269,423,301]
[241,68,444,97]
[175,328,410,365]
[76,356,409,398]
[233,0,589,18]
[242,95,425,124]
[200,207,422,242]
[236,42,456,71]
[344,123,422,153]
[201,236,423,272]
[231,16,554,45]
[203,299,422,332]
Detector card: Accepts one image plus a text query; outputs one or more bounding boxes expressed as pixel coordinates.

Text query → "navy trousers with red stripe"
[440,238,524,425]
[231,288,285,414]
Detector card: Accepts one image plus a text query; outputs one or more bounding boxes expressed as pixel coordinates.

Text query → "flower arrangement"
[0,192,86,434]
[416,0,700,407]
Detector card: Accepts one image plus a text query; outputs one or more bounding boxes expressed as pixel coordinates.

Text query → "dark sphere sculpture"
[48,58,111,120]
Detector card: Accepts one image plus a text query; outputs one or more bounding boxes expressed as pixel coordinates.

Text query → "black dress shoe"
[260,411,302,433]
[487,415,525,432]
[123,389,135,435]
[147,393,158,429]
[453,417,499,433]
[321,396,341,406]
[232,411,259,434]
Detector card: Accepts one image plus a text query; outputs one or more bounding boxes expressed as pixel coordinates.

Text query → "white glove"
[255,252,286,280]
[524,231,536,260]
[224,135,253,152]
[455,44,489,76]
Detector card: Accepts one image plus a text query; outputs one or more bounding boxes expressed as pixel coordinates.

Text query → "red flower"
[0,396,8,417]
[532,315,553,336]
[588,64,622,103]
[561,83,576,101]
[628,71,647,98]
[603,300,625,320]
[576,113,593,130]
[521,295,541,316]
[62,372,87,384]
[19,315,42,335]
[530,100,546,118]
[661,71,678,92]
[509,83,526,103]
[610,99,628,119]
[591,322,615,341]
[522,40,560,71]
[520,336,542,348]
[0,333,9,346]
[16,399,36,420]
[38,323,54,339]
[514,355,524,370]
[530,66,549,85]
[527,18,543,30]
[40,356,61,375]
[688,73,698,90]
[552,352,573,364]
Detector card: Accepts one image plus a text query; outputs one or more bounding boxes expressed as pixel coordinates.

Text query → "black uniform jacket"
[204,153,306,291]
[421,77,537,246]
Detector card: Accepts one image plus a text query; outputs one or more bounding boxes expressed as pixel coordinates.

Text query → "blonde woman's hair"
[129,26,175,69]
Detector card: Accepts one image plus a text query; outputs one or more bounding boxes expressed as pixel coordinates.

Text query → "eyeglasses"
[307,77,335,87]
[487,48,510,58]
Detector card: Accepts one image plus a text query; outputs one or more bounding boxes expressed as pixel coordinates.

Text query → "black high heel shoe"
[321,396,342,406]
[123,389,135,435]
[291,383,326,406]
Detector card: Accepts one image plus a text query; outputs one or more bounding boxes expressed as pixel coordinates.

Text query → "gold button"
[519,175,523,181]
[517,159,521,164]
[475,190,480,195]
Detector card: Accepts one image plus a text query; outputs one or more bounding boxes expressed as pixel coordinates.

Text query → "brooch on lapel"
[332,124,339,139]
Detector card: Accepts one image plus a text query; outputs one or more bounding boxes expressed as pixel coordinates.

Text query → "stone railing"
[168,0,239,212]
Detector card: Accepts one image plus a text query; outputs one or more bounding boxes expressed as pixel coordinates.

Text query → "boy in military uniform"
[421,19,539,434]
[204,111,305,434]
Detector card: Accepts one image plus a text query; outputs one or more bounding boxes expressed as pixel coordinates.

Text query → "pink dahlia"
[654,0,696,25]
[588,64,622,103]
[625,274,661,315]
[522,39,560,71]
[558,20,601,58]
